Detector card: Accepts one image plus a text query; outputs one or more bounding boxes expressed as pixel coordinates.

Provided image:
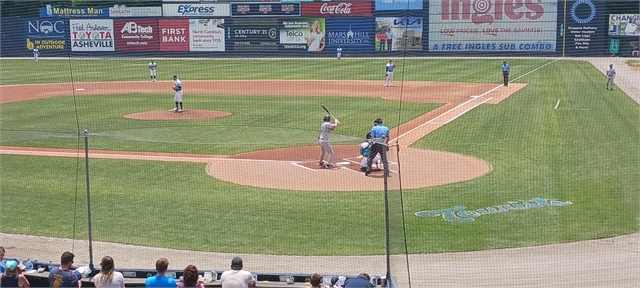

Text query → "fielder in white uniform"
[33,48,39,62]
[337,47,342,60]
[606,64,616,91]
[318,115,340,169]
[385,60,396,87]
[172,75,183,112]
[148,61,157,81]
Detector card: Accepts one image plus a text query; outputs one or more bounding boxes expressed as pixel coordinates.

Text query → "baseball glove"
[386,72,389,77]
[172,86,179,91]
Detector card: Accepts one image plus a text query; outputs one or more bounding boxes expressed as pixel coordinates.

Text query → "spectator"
[145,258,176,288]
[330,276,346,288]
[308,273,322,288]
[91,256,124,288]
[219,257,256,288]
[0,260,30,287]
[48,251,81,288]
[0,246,5,273]
[178,265,204,288]
[344,273,373,288]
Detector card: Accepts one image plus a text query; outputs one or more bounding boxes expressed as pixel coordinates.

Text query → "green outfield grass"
[627,59,640,67]
[1,58,638,256]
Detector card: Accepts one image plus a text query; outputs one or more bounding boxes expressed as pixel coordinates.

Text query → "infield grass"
[1,58,638,256]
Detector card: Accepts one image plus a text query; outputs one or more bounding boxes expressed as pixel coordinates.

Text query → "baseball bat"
[322,105,339,123]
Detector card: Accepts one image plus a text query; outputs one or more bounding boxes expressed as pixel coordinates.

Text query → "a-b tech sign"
[24,19,68,50]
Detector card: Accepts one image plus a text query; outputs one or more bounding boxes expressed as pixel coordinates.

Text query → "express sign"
[301,2,372,16]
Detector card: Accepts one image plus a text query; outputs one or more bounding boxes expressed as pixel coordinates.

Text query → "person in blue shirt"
[502,60,510,86]
[145,258,176,288]
[344,273,374,288]
[49,251,81,288]
[365,118,389,176]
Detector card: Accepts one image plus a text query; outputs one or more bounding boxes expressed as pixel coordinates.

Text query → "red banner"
[114,19,158,52]
[301,2,372,17]
[158,19,189,52]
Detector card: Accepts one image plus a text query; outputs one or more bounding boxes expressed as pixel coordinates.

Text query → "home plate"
[76,88,85,91]
[336,162,350,165]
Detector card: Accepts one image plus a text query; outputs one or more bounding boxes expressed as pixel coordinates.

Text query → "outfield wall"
[1,0,638,58]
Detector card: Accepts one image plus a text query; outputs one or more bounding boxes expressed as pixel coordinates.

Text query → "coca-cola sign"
[301,2,371,16]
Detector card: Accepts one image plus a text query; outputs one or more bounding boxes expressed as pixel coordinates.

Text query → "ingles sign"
[301,2,372,16]
[40,5,109,17]
[162,4,230,17]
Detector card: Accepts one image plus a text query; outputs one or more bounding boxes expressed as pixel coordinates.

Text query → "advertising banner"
[159,19,190,51]
[231,3,300,17]
[375,17,423,51]
[189,19,225,51]
[114,19,158,52]
[280,18,326,51]
[70,19,115,51]
[375,0,423,11]
[109,5,162,17]
[301,2,372,17]
[24,19,67,51]
[227,18,279,51]
[163,4,230,17]
[429,0,557,52]
[609,14,640,36]
[325,18,374,51]
[41,5,109,18]
[563,0,606,55]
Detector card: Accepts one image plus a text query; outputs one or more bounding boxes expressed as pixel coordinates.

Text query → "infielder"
[318,115,340,169]
[606,64,616,91]
[33,48,39,63]
[385,60,395,87]
[148,61,157,81]
[360,132,381,172]
[337,47,342,60]
[172,75,183,113]
[502,61,510,86]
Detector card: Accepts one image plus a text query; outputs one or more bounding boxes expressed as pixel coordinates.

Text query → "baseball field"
[1,58,639,285]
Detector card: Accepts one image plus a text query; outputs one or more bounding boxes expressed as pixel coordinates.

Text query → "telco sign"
[375,0,423,11]
[162,4,230,17]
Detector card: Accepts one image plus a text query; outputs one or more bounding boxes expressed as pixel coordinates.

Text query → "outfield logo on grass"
[415,198,572,223]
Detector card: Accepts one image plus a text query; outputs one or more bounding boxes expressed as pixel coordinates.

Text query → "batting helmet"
[374,118,383,124]
[323,115,331,122]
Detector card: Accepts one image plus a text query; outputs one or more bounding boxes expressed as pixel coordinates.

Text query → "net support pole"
[82,129,95,271]
[382,147,391,287]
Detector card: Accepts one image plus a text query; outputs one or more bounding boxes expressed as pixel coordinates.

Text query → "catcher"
[172,75,183,113]
[385,59,395,87]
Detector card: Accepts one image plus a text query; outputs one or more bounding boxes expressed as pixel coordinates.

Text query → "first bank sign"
[162,4,230,17]
[40,6,109,17]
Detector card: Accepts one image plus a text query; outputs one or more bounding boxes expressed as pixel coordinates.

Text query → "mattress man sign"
[428,0,558,52]
[70,19,114,51]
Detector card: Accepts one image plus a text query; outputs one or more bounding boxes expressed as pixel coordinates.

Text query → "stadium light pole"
[81,129,95,272]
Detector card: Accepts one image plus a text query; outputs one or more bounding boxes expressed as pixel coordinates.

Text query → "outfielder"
[148,61,157,81]
[33,48,39,62]
[385,60,395,87]
[337,47,342,60]
[172,75,183,113]
[318,115,340,169]
[606,64,616,91]
[360,132,381,172]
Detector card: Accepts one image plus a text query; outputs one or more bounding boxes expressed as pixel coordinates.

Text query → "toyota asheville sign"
[301,2,372,16]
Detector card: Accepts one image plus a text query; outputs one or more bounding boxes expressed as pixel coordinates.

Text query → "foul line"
[441,97,493,125]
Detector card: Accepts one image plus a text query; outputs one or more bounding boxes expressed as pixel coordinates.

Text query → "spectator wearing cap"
[219,257,256,288]
[0,246,5,273]
[344,273,373,288]
[145,258,176,288]
[48,251,81,288]
[0,259,30,287]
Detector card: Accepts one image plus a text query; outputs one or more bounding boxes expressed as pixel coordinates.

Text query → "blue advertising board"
[40,5,110,18]
[231,3,300,17]
[562,0,607,56]
[325,18,374,51]
[374,0,423,11]
[24,18,68,51]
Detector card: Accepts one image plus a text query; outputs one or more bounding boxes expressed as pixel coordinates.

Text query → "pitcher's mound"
[124,110,232,120]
